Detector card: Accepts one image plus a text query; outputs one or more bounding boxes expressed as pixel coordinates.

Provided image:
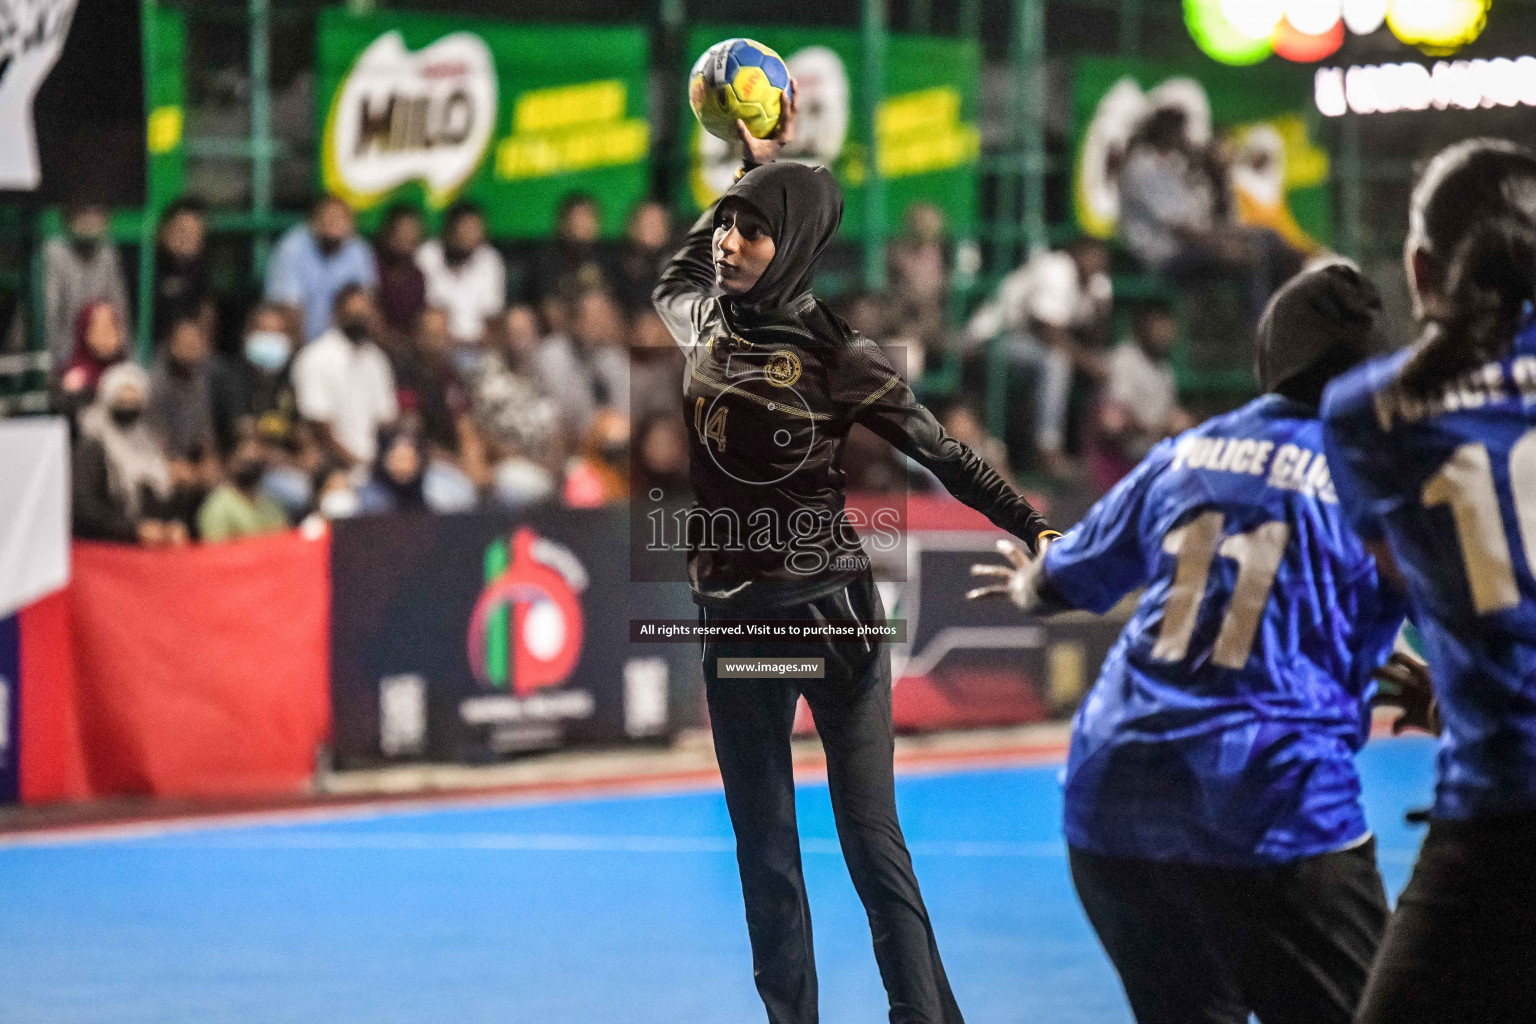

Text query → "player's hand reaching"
[1372,651,1441,736]
[738,78,798,170]
[967,537,1040,609]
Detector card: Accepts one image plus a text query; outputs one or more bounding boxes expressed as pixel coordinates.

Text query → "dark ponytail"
[1400,139,1536,397]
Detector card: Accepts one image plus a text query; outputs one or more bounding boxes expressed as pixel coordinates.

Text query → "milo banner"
[329,508,700,767]
[1073,56,1331,250]
[681,27,981,236]
[316,10,650,238]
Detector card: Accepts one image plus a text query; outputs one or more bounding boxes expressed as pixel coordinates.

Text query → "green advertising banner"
[680,27,981,238]
[317,10,650,239]
[1072,56,1331,251]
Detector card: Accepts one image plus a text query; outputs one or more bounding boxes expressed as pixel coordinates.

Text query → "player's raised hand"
[1372,651,1441,736]
[739,77,798,169]
[967,537,1037,608]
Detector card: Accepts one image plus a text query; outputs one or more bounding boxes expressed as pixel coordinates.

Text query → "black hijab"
[716,162,844,315]
[1255,261,1388,406]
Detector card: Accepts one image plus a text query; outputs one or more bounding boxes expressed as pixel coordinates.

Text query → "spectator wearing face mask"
[152,198,213,344]
[291,284,398,469]
[358,425,429,515]
[212,302,298,453]
[43,203,130,373]
[265,194,378,342]
[54,300,129,424]
[197,435,288,543]
[72,363,187,547]
[211,302,312,518]
[373,204,427,342]
[148,311,221,515]
[416,200,506,349]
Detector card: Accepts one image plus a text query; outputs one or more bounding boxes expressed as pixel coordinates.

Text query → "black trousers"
[1069,840,1388,1024]
[701,580,964,1024]
[1356,812,1536,1024]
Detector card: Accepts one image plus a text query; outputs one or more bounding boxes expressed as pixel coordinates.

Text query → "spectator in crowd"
[1117,106,1300,319]
[373,204,427,343]
[54,300,129,423]
[292,284,398,469]
[265,194,377,341]
[529,192,612,333]
[473,304,562,508]
[628,308,685,426]
[152,198,213,344]
[563,407,629,508]
[966,237,1113,476]
[197,434,288,543]
[634,412,690,500]
[392,305,487,512]
[1090,299,1193,491]
[887,202,951,350]
[613,200,672,313]
[417,200,506,350]
[212,302,298,454]
[43,203,130,372]
[147,311,220,509]
[535,288,628,438]
[72,363,187,547]
[358,424,429,515]
[211,302,312,518]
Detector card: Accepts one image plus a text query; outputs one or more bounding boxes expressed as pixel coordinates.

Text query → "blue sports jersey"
[1323,321,1536,821]
[1046,395,1406,866]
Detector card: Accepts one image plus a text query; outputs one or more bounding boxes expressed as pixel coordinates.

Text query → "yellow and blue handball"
[689,38,793,142]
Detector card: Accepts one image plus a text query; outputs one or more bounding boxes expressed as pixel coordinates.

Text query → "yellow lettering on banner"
[496,121,649,179]
[513,80,627,133]
[497,80,648,180]
[872,87,980,180]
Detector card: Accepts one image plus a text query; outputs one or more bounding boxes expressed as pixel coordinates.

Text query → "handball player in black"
[651,100,1056,1023]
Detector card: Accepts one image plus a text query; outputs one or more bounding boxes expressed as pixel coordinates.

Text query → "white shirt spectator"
[292,329,399,464]
[1107,339,1177,434]
[415,240,506,345]
[965,249,1112,346]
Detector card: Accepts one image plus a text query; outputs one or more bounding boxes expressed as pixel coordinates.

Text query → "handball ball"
[689,38,793,142]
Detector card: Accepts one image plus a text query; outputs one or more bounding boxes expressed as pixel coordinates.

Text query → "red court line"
[0,739,1072,845]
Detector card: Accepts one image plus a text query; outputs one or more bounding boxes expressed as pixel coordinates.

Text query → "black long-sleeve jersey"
[653,207,1053,609]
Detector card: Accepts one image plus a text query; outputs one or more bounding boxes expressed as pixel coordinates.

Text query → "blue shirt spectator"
[264,195,377,342]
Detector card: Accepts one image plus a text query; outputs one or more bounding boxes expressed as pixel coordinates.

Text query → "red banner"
[69,532,332,799]
[17,590,90,803]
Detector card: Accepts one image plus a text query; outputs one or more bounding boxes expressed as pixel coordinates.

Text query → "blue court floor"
[0,738,1436,1024]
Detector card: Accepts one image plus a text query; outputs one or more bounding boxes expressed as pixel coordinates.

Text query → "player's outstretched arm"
[847,354,1055,553]
[967,537,1059,611]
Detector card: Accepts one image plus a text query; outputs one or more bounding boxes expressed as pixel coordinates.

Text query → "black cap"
[1255,262,1387,395]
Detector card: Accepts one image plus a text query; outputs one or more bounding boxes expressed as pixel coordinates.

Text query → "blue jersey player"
[971,265,1410,1024]
[1323,139,1536,1024]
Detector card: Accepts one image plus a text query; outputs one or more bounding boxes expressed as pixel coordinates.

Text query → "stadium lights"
[1387,0,1490,55]
[1315,55,1536,115]
[1188,0,1489,65]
